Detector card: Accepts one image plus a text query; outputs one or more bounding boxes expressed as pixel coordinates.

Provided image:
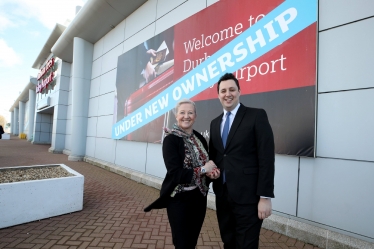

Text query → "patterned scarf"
[165,124,209,196]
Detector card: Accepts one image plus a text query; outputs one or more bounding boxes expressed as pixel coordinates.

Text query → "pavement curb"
[83,157,218,210]
[263,215,374,249]
[84,156,374,249]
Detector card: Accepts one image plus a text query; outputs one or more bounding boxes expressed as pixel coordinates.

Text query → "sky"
[0,0,87,124]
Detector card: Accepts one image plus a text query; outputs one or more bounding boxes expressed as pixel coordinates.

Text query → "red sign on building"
[36,58,55,93]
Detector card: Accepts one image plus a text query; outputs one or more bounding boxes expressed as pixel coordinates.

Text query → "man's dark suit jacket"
[209,104,275,204]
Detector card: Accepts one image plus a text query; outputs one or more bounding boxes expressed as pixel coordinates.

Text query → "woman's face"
[176,103,196,133]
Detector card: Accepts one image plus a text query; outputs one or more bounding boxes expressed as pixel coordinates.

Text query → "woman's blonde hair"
[174,99,196,115]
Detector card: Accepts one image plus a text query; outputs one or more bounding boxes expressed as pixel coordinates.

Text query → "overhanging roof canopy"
[9,77,37,112]
[32,24,66,69]
[51,0,147,63]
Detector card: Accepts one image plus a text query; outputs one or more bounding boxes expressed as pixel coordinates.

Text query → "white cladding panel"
[94,138,116,164]
[317,89,374,161]
[52,119,66,135]
[90,77,100,98]
[40,122,51,133]
[101,44,123,75]
[115,140,147,173]
[66,105,72,119]
[39,131,51,143]
[156,0,187,19]
[86,117,97,137]
[65,134,71,150]
[66,105,72,120]
[318,18,374,93]
[60,61,72,78]
[54,105,68,120]
[34,122,41,132]
[96,115,113,139]
[124,0,157,40]
[155,0,206,35]
[103,19,126,54]
[123,24,155,54]
[68,89,72,105]
[298,157,374,238]
[34,110,41,122]
[41,114,52,123]
[65,119,72,135]
[319,0,374,30]
[97,92,115,116]
[145,143,166,178]
[70,79,90,116]
[86,136,96,157]
[100,69,116,96]
[52,133,65,150]
[58,91,69,107]
[93,37,104,61]
[58,76,70,92]
[71,39,94,80]
[272,155,298,216]
[91,56,102,80]
[88,97,99,117]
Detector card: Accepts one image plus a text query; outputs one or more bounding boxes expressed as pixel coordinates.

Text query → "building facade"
[9,0,374,248]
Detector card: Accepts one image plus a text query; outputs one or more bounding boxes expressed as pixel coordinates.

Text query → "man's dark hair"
[217,73,240,93]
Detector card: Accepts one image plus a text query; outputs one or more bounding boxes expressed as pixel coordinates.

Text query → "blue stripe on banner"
[112,0,317,139]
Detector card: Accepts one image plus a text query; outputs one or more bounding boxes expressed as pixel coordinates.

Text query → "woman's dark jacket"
[144,130,209,212]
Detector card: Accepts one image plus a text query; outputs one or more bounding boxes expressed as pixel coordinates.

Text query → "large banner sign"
[114,0,317,157]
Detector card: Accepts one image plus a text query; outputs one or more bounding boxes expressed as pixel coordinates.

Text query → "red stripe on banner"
[125,67,174,115]
[174,0,284,81]
[172,0,316,102]
[191,23,317,102]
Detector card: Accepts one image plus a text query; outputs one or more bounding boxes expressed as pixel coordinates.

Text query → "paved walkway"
[0,136,320,249]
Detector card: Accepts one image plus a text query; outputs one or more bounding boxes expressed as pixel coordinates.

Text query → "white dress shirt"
[220,103,240,136]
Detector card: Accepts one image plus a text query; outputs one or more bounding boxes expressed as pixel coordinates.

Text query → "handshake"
[202,160,221,180]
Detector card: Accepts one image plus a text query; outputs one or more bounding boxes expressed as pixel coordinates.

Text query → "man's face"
[218,79,240,111]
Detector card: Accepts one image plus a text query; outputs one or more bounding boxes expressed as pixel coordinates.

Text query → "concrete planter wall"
[0,164,84,229]
[2,133,10,140]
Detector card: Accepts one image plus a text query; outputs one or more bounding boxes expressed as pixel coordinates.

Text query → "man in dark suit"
[208,73,275,248]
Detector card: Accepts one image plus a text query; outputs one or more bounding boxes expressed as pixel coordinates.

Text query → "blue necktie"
[221,112,231,183]
[222,111,231,148]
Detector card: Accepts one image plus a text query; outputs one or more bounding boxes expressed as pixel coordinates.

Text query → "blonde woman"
[144,99,219,249]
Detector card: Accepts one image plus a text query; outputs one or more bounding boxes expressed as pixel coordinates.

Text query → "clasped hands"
[202,160,220,179]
